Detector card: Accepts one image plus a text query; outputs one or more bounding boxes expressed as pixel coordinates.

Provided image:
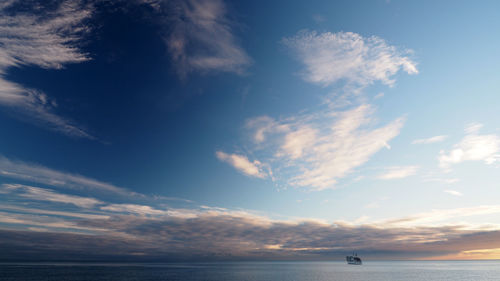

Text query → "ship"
[346,253,362,265]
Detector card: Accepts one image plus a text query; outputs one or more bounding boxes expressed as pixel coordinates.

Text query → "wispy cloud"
[377,166,419,180]
[444,189,463,197]
[101,204,168,216]
[439,123,500,170]
[0,0,94,138]
[383,205,500,227]
[412,135,448,144]
[0,155,134,196]
[282,30,417,87]
[217,30,417,190]
[153,0,252,76]
[2,184,103,208]
[0,205,109,220]
[239,104,405,190]
[216,151,269,179]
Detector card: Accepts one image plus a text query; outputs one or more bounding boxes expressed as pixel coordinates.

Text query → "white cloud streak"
[0,204,109,220]
[383,205,500,227]
[101,204,168,216]
[377,166,419,180]
[2,184,103,208]
[282,30,417,87]
[216,151,268,179]
[439,123,500,169]
[412,135,448,144]
[0,0,94,138]
[0,155,134,196]
[444,190,463,197]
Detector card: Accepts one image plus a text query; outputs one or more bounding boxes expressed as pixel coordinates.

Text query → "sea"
[1,261,499,281]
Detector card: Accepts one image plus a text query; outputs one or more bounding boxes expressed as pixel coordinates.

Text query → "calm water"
[1,261,499,281]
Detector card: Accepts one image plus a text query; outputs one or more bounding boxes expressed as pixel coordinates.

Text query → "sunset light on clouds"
[1,0,500,262]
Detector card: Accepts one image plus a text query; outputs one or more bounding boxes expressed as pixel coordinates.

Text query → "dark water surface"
[1,261,499,281]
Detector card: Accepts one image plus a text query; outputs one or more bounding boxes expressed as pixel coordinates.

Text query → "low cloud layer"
[2,206,500,261]
[2,158,500,261]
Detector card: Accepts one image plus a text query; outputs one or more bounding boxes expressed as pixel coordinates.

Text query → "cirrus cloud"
[282,30,418,87]
[0,0,95,139]
[412,135,448,145]
[377,166,419,180]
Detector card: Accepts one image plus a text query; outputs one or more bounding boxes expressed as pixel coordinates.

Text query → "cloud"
[2,184,103,208]
[3,204,500,261]
[412,135,448,144]
[216,31,417,190]
[216,151,268,179]
[156,0,251,76]
[377,166,419,180]
[101,204,168,216]
[0,205,109,220]
[282,30,417,87]
[439,123,500,169]
[0,155,134,196]
[241,104,405,190]
[383,205,500,227]
[0,211,109,233]
[444,190,463,197]
[2,179,500,261]
[0,0,95,139]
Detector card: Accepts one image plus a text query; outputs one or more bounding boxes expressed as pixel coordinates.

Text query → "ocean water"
[1,261,499,281]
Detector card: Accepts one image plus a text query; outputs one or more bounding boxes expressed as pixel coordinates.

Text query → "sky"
[1,0,500,261]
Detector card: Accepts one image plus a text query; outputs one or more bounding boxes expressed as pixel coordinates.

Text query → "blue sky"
[1,0,500,261]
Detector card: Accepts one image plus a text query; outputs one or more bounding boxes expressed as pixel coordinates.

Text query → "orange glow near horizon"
[421,248,500,260]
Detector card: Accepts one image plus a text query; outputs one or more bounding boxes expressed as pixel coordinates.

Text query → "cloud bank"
[1,157,500,261]
[2,204,500,261]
